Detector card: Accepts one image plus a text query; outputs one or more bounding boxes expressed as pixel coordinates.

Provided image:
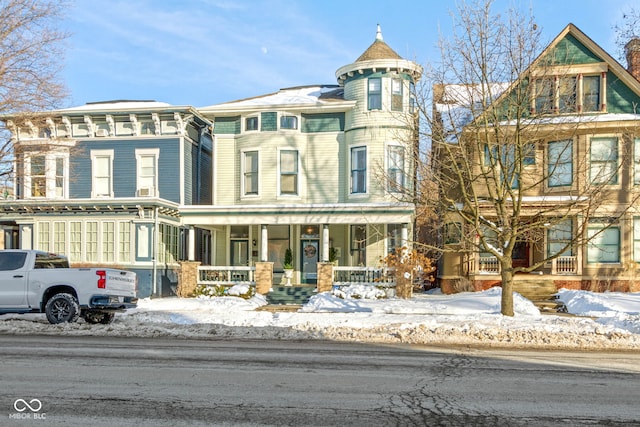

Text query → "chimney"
[625,38,640,81]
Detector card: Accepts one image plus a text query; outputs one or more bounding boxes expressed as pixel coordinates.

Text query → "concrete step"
[266,285,317,305]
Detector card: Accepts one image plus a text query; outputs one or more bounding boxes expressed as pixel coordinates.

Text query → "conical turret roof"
[356,24,403,61]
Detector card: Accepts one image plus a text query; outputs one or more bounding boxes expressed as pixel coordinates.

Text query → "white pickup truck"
[0,250,137,324]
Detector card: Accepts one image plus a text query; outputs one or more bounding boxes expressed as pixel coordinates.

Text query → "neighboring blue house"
[2,101,213,296]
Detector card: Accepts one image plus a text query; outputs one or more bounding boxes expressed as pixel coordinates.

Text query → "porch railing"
[333,266,396,286]
[551,256,578,275]
[477,256,500,274]
[198,266,256,286]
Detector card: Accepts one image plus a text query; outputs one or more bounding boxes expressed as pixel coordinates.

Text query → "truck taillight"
[96,270,106,289]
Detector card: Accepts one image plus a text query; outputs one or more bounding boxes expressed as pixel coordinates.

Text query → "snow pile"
[1,288,640,350]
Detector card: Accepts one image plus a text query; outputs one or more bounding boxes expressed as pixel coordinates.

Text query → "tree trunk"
[395,264,413,299]
[500,264,515,316]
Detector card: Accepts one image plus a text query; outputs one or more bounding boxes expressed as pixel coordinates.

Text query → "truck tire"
[82,310,115,324]
[44,293,80,324]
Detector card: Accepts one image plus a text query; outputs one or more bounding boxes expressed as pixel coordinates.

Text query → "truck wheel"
[82,310,115,324]
[44,293,80,324]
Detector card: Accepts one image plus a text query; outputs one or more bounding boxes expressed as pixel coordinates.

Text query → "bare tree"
[419,0,640,315]
[0,0,68,187]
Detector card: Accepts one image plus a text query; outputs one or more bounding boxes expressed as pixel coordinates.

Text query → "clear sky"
[61,0,636,109]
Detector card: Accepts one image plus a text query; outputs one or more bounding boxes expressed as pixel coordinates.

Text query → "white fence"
[198,266,256,285]
[333,266,396,287]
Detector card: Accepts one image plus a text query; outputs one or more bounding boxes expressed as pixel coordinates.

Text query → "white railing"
[333,266,396,286]
[551,256,578,275]
[477,256,500,274]
[198,266,256,285]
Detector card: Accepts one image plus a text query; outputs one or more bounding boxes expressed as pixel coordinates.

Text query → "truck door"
[0,251,29,307]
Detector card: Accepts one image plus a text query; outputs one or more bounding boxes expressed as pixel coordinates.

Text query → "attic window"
[532,74,602,115]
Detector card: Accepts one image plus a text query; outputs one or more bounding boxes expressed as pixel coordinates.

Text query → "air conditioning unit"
[137,187,154,197]
[95,128,109,137]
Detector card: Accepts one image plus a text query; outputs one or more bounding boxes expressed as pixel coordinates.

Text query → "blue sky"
[61,0,635,108]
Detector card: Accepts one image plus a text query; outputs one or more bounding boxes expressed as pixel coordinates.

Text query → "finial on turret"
[376,23,383,41]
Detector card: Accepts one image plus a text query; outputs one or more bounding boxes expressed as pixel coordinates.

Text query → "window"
[583,75,600,112]
[119,222,131,263]
[590,137,618,185]
[139,119,155,135]
[351,225,366,265]
[351,146,367,194]
[91,150,113,197]
[159,224,178,264]
[444,223,462,245]
[633,217,640,263]
[534,75,601,114]
[547,219,573,258]
[558,77,576,113]
[387,224,403,253]
[280,150,298,195]
[54,222,65,255]
[86,221,98,262]
[24,154,67,199]
[243,151,259,196]
[245,116,258,131]
[368,77,381,110]
[387,145,405,192]
[587,221,620,264]
[483,144,520,189]
[30,155,46,197]
[391,78,403,111]
[280,115,297,130]
[70,222,82,262]
[103,222,115,262]
[136,149,158,196]
[0,252,27,271]
[547,140,573,187]
[534,78,554,114]
[635,138,640,185]
[37,222,50,252]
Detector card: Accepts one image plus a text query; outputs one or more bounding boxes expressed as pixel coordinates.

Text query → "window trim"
[91,149,114,198]
[586,221,620,264]
[386,143,405,193]
[24,152,69,199]
[278,148,299,196]
[135,148,159,197]
[547,139,573,188]
[245,116,259,132]
[391,78,403,112]
[367,77,382,110]
[589,136,619,186]
[350,146,368,195]
[241,149,260,198]
[531,67,605,115]
[279,115,298,131]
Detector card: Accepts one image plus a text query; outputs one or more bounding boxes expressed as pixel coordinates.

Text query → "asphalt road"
[1,335,639,426]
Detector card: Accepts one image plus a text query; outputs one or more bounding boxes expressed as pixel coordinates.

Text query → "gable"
[540,33,603,66]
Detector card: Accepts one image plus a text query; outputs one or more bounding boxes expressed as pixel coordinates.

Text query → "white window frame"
[245,116,259,132]
[547,139,573,189]
[278,148,299,197]
[241,149,260,198]
[350,146,368,195]
[589,136,619,187]
[135,148,159,197]
[280,115,298,131]
[24,152,69,199]
[91,149,114,198]
[386,143,406,193]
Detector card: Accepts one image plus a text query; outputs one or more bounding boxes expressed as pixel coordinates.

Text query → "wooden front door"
[512,241,530,269]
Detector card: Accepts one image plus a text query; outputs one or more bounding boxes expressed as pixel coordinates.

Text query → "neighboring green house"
[436,24,640,293]
[0,27,422,296]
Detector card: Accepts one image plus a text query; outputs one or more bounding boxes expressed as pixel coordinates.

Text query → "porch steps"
[512,279,567,313]
[266,285,317,305]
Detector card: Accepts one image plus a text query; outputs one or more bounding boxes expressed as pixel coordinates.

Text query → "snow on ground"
[1,287,640,350]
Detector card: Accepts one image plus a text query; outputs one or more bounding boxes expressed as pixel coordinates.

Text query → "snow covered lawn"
[1,287,640,350]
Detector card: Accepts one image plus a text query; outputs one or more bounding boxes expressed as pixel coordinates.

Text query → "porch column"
[188,226,195,261]
[322,224,329,262]
[260,224,268,262]
[401,223,409,248]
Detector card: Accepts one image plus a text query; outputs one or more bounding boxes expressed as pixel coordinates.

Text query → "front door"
[512,241,530,269]
[300,240,319,284]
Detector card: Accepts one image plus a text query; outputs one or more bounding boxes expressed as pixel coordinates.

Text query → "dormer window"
[532,73,602,115]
